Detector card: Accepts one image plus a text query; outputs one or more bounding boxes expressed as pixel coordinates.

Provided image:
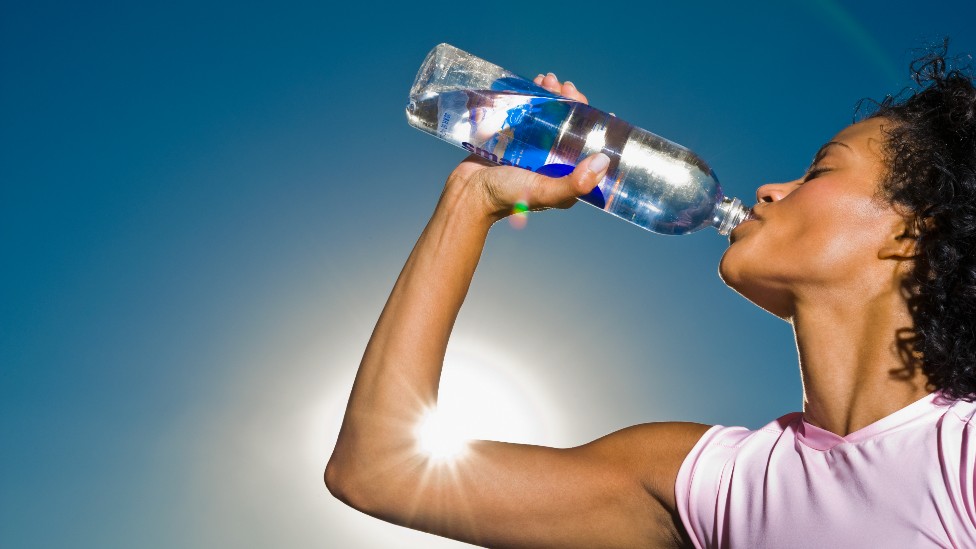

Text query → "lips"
[746,205,761,222]
[729,209,759,243]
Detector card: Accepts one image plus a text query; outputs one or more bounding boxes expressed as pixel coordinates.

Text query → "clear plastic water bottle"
[405,43,750,236]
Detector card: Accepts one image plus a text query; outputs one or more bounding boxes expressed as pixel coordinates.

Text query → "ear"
[878,216,919,260]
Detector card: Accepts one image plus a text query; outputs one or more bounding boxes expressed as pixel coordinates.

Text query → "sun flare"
[409,341,561,464]
[415,407,469,462]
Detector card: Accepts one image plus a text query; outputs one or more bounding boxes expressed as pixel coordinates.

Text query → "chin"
[719,248,794,320]
[718,244,746,291]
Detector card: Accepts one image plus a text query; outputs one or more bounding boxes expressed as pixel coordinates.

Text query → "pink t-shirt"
[675,392,976,548]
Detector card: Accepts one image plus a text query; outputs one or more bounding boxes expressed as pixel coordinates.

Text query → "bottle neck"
[714,197,750,235]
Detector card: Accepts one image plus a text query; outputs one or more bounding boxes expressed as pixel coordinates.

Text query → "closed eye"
[803,167,831,182]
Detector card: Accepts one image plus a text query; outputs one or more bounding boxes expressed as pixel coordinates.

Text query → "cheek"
[793,192,893,275]
[721,188,887,286]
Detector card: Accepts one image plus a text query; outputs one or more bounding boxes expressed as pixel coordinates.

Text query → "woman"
[326,46,976,547]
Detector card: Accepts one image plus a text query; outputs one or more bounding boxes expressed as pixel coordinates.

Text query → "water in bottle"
[405,43,750,236]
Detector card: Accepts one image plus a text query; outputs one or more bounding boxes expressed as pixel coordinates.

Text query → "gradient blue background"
[3,1,974,547]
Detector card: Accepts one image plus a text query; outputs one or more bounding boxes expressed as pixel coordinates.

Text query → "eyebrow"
[812,141,852,164]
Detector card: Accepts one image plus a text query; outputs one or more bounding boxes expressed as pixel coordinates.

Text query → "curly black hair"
[860,40,976,400]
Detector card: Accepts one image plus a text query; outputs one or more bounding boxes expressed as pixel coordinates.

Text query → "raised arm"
[325,75,711,548]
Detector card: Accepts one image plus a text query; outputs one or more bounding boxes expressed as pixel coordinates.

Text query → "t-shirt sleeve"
[674,424,753,549]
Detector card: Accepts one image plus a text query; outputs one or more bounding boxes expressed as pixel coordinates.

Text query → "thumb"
[541,152,610,209]
[572,153,610,195]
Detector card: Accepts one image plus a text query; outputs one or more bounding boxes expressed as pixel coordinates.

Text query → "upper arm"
[331,421,711,548]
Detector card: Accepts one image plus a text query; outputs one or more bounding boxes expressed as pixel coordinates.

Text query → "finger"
[533,74,545,86]
[541,72,561,94]
[528,153,610,209]
[561,81,589,104]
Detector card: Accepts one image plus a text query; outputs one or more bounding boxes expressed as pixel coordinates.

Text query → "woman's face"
[719,117,911,319]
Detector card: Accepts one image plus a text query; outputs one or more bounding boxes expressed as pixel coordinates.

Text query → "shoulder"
[934,395,976,462]
[683,411,803,460]
[626,415,799,514]
[933,394,976,452]
[940,394,976,426]
[673,413,802,547]
[675,412,803,508]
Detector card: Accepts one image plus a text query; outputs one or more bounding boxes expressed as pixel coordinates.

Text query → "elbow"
[324,456,352,505]
[326,433,414,516]
[324,453,376,514]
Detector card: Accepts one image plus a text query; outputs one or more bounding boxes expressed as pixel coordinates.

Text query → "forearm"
[326,179,493,490]
[321,76,698,546]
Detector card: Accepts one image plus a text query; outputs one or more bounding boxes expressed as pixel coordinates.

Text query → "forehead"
[829,118,887,157]
[822,118,891,198]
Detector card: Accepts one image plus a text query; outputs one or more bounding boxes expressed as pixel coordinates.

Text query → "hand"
[532,72,589,104]
[446,73,607,222]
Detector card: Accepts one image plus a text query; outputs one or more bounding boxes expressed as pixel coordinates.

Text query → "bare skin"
[720,117,932,433]
[326,74,931,547]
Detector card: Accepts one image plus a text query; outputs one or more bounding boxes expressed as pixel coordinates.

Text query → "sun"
[411,340,560,463]
[415,406,469,462]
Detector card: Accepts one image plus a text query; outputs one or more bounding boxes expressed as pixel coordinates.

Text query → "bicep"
[352,421,711,548]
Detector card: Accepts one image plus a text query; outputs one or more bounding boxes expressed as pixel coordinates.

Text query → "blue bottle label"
[438,78,605,208]
[439,88,573,173]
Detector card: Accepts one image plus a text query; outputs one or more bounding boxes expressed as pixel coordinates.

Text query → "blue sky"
[2,1,975,547]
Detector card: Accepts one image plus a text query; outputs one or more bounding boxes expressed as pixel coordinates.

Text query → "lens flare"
[408,341,561,467]
[509,200,529,229]
[414,407,469,462]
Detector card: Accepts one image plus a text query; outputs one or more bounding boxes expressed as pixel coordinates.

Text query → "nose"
[755,181,794,203]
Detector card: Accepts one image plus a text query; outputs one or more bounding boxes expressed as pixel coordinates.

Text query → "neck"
[791,282,931,436]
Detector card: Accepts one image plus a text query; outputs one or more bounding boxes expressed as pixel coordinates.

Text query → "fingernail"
[535,74,544,80]
[546,72,557,80]
[564,81,575,88]
[589,153,609,174]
